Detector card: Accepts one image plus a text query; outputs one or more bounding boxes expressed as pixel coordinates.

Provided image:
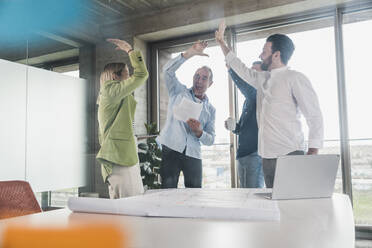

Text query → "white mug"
[225,117,236,131]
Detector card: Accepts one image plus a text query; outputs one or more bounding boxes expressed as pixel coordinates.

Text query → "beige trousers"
[107,164,144,199]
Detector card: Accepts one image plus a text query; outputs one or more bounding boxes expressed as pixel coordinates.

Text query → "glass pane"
[343,11,372,225]
[51,188,79,207]
[54,64,80,77]
[201,144,231,188]
[158,45,231,188]
[235,38,265,117]
[26,67,88,192]
[289,28,342,192]
[237,25,341,191]
[62,70,80,78]
[0,60,27,181]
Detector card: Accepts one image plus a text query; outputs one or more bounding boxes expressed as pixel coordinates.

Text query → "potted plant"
[137,123,162,189]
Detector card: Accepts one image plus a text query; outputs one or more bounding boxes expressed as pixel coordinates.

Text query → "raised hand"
[215,20,230,56]
[107,39,133,53]
[183,40,209,59]
[215,20,226,45]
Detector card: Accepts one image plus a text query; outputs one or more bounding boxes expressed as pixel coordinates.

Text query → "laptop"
[256,154,340,200]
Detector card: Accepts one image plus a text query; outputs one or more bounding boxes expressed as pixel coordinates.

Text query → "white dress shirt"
[226,51,323,159]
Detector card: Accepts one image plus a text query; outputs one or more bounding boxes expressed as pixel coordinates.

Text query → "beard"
[261,54,272,71]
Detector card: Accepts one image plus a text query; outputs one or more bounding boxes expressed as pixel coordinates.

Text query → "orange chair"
[2,224,126,248]
[0,180,42,219]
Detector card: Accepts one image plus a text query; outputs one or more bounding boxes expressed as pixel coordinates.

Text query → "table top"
[0,192,354,248]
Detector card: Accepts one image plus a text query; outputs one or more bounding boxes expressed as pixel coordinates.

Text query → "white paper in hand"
[173,97,203,122]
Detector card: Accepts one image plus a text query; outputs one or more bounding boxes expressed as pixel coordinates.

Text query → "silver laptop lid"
[271,154,340,200]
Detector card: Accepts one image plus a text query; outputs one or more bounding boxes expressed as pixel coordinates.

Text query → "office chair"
[0,180,42,219]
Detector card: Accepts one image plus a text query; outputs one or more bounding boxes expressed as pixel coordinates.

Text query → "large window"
[54,63,80,78]
[343,11,372,225]
[152,4,372,231]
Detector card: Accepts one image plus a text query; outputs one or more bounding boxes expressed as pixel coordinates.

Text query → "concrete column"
[79,45,97,195]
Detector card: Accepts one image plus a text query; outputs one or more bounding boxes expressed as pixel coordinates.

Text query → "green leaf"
[138,143,149,151]
[138,152,148,163]
[139,121,163,189]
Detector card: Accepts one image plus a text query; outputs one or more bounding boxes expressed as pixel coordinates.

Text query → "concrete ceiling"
[0,0,370,63]
[88,0,204,24]
[0,0,207,62]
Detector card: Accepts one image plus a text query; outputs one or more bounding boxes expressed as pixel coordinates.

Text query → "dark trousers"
[160,145,202,188]
[262,150,305,188]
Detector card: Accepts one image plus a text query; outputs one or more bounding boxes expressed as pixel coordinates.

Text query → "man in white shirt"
[215,21,324,188]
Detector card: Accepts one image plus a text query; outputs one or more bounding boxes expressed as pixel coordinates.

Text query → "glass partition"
[0,0,92,208]
[0,60,27,181]
[0,30,84,205]
[26,66,88,192]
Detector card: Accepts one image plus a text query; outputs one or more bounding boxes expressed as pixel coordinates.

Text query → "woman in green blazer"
[97,39,149,199]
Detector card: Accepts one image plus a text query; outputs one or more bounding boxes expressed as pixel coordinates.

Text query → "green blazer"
[96,50,149,182]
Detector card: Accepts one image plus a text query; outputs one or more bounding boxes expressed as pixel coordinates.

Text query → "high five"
[216,20,324,188]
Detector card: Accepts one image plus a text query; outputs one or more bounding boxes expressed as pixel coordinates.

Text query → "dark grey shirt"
[229,69,258,158]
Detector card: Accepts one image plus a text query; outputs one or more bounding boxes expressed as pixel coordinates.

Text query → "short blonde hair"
[99,63,126,85]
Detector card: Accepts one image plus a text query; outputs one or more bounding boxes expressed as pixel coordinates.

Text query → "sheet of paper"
[173,97,203,122]
[68,188,280,221]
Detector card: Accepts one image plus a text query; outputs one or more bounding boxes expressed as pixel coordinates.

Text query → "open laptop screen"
[271,154,340,200]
